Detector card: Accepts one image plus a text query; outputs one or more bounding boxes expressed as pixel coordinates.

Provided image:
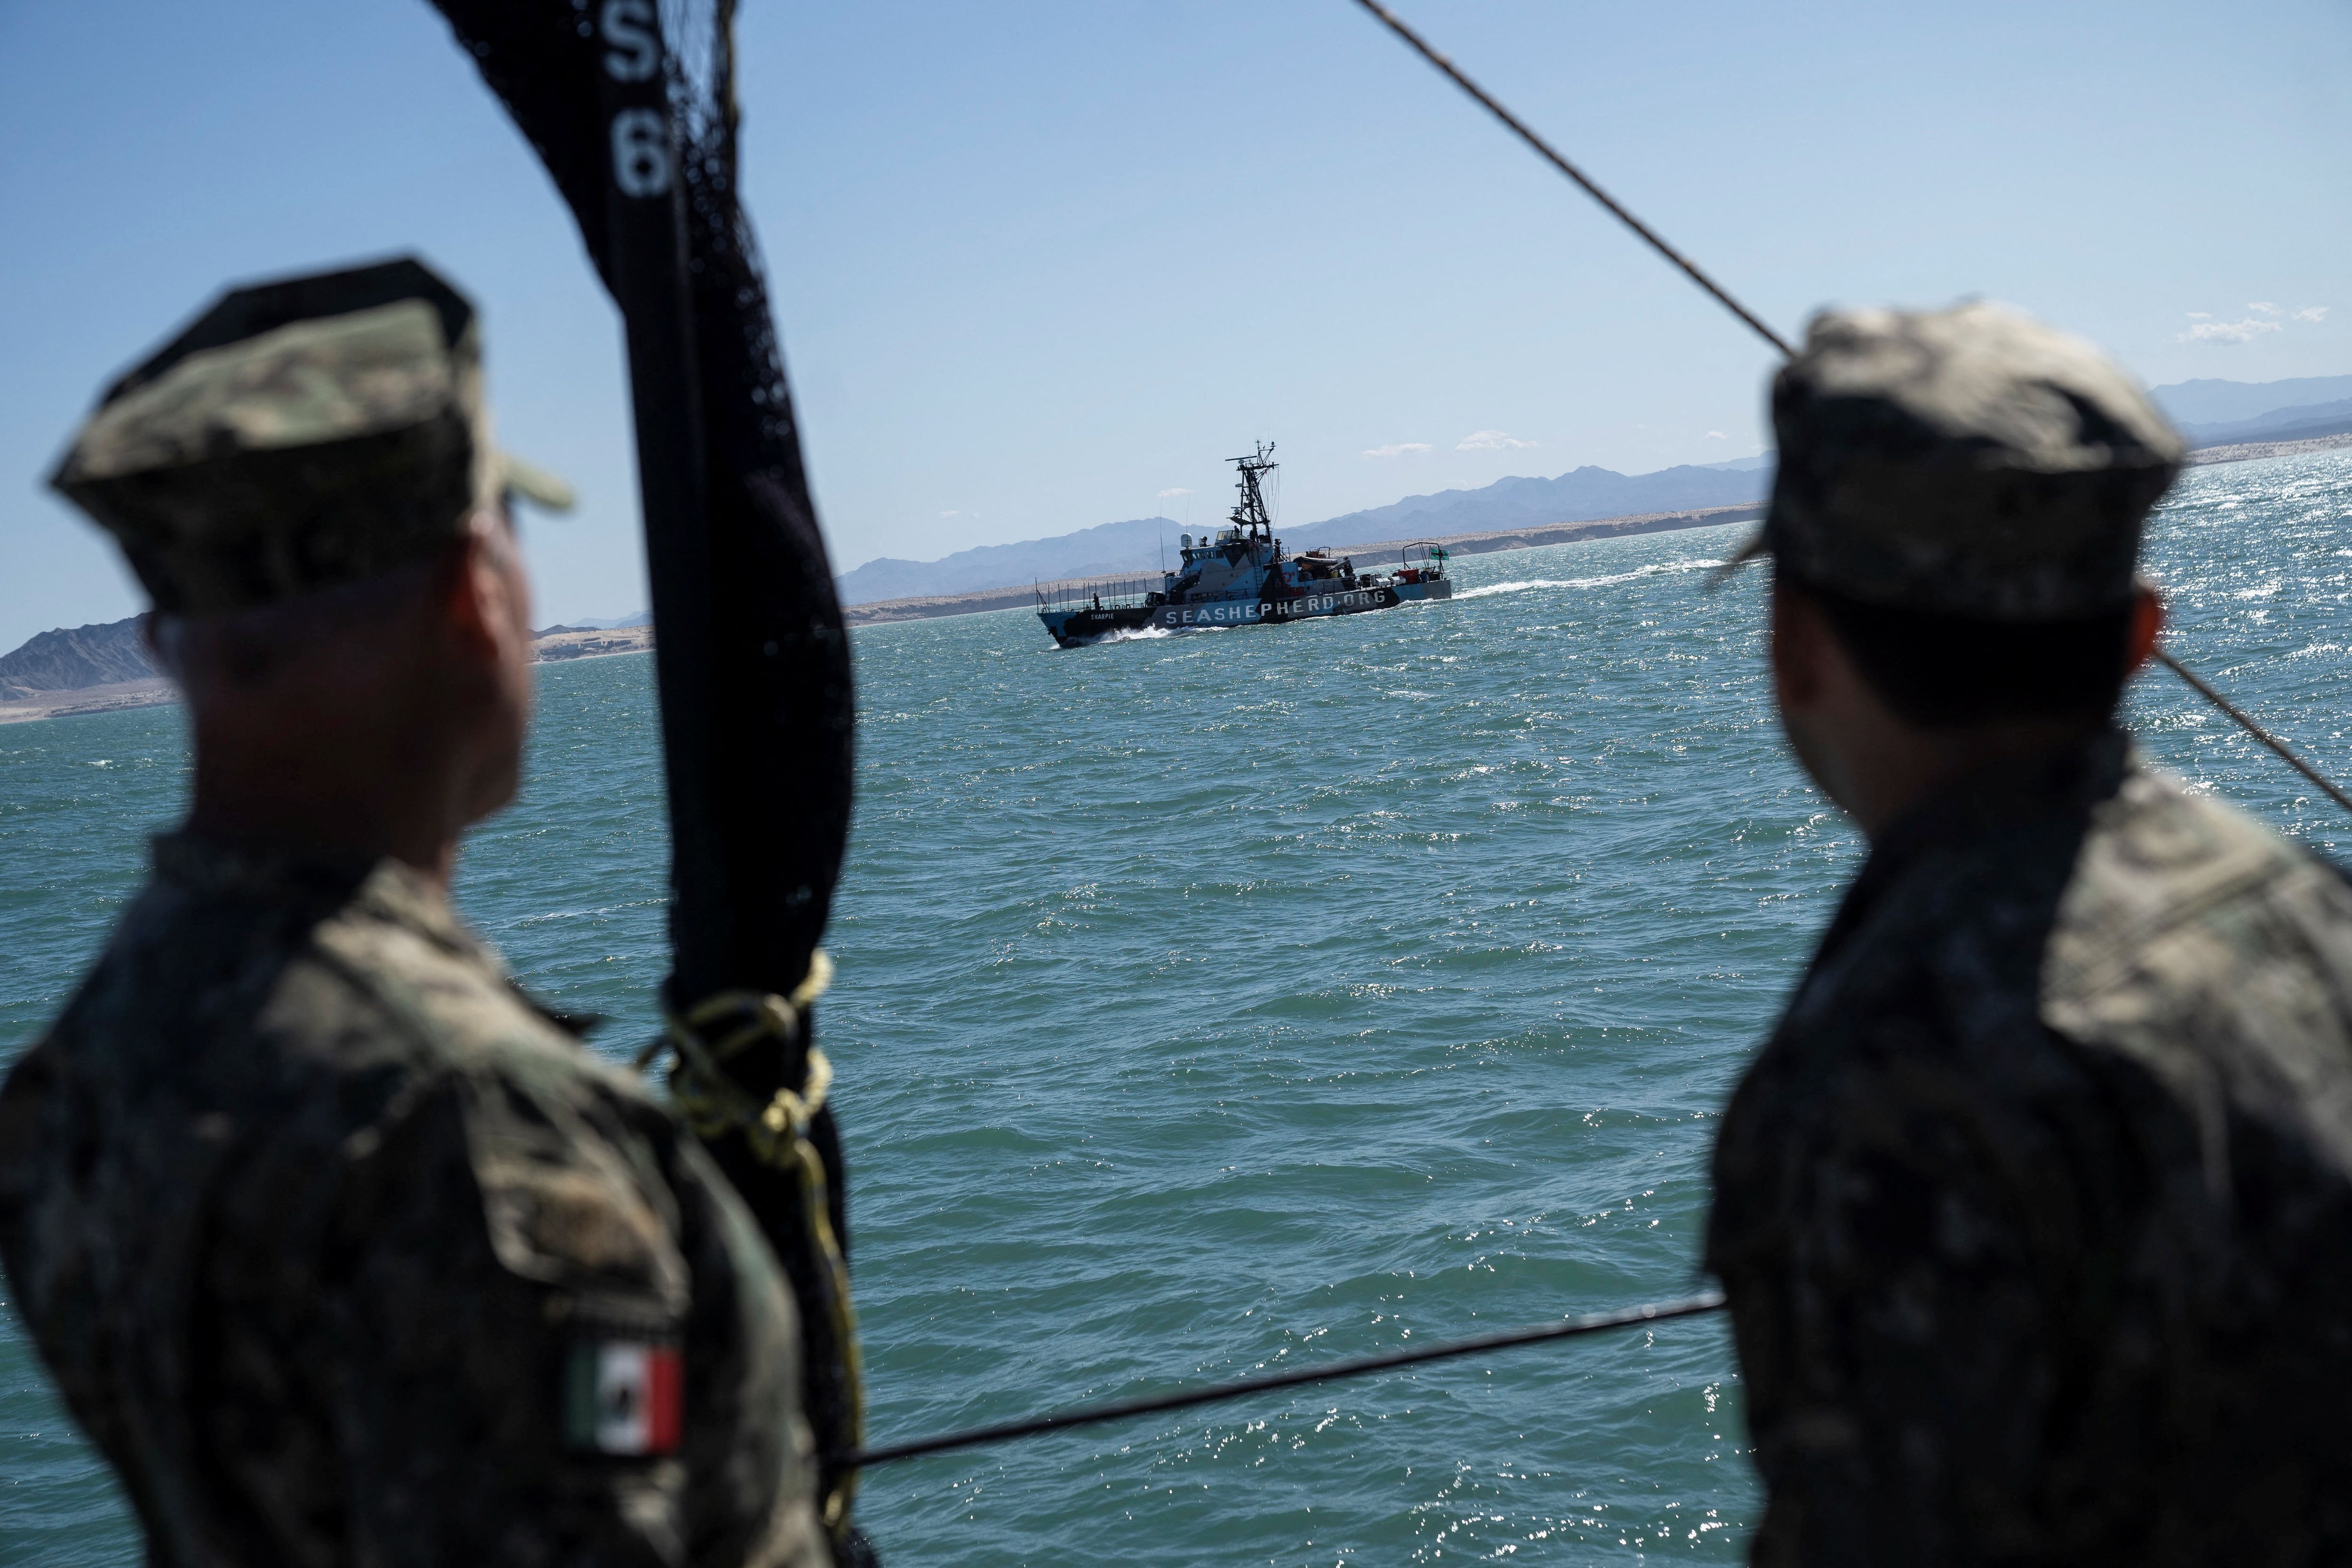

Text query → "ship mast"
[1227,442,1277,544]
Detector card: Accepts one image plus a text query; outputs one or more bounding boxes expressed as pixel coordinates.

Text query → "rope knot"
[634,952,837,1165]
[631,950,864,1529]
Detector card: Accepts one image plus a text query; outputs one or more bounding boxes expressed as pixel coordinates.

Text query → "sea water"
[4,450,2350,1566]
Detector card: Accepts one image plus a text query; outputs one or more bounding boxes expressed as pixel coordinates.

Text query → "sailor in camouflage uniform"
[0,259,832,1566]
[1709,302,2352,1564]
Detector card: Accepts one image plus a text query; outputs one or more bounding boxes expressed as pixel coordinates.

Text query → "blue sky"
[3,0,2347,651]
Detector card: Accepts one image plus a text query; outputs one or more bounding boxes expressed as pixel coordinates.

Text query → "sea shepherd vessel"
[1037,443,1452,648]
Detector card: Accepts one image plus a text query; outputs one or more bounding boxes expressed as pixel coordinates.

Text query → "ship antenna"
[1227,441,1279,543]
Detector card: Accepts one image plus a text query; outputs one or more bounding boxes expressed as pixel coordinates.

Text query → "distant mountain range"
[831,374,2352,608]
[834,457,1783,607]
[2175,398,2352,450]
[834,461,1772,607]
[1272,462,1766,559]
[9,378,2341,665]
[0,613,652,704]
[833,516,1189,606]
[0,618,155,700]
[2151,375,2352,427]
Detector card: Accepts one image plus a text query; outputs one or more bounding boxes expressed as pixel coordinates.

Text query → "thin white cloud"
[2185,312,2212,320]
[1705,430,1727,441]
[2296,305,2331,323]
[1455,429,1537,451]
[1364,442,1433,458]
[2181,318,2285,344]
[939,509,960,518]
[1156,487,1192,497]
[2249,301,2284,317]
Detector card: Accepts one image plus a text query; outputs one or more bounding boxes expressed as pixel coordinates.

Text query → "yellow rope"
[638,952,865,1536]
[788,948,835,1011]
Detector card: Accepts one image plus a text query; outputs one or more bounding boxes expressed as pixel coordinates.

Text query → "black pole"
[429,0,866,1534]
[590,11,732,986]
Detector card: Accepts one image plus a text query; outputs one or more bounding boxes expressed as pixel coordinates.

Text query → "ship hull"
[1038,605,1159,647]
[1040,577,1449,648]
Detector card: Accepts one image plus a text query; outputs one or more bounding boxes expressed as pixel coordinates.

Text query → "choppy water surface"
[5,451,2351,1565]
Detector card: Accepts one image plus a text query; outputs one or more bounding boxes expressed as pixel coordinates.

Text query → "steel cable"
[840,1292,1726,1470]
[846,8,2352,1483]
[827,3,2352,1488]
[1346,0,2352,819]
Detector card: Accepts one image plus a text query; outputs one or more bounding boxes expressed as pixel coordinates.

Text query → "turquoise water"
[5,450,2351,1565]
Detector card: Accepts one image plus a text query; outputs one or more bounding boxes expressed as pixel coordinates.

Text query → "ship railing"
[1397,540,1452,583]
[1033,577,1160,613]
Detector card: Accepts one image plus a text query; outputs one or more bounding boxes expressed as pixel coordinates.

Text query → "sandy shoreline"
[842,501,1769,626]
[2184,431,2352,467]
[528,625,654,662]
[0,677,179,727]
[0,629,656,727]
[10,438,2342,724]
[841,436,2352,629]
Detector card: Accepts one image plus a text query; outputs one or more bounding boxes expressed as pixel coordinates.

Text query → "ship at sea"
[1036,443,1453,648]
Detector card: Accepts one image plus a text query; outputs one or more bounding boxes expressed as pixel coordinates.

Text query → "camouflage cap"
[50,256,573,616]
[1737,301,2184,620]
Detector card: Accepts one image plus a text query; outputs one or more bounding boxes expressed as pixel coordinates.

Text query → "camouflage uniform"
[1710,735,2352,1564]
[1710,304,2352,1562]
[0,838,827,1567]
[0,259,834,1567]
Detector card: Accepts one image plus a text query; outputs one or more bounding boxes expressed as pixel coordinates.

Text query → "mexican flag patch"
[565,1337,683,1455]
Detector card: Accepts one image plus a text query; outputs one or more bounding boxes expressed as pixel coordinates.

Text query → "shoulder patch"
[480,1154,675,1285]
[462,1077,689,1309]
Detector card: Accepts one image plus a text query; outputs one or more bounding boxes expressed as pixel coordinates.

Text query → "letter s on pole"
[599,0,669,198]
[601,0,660,81]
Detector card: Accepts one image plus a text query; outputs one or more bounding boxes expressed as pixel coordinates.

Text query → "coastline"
[10,435,2344,722]
[2184,431,2352,467]
[528,624,654,662]
[0,676,179,727]
[842,434,2352,630]
[843,501,1768,627]
[0,626,656,727]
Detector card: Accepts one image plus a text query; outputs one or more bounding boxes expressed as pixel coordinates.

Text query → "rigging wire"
[2153,650,2352,816]
[1347,0,1791,359]
[849,5,2352,1484]
[840,1292,1726,1470]
[1347,0,2352,819]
